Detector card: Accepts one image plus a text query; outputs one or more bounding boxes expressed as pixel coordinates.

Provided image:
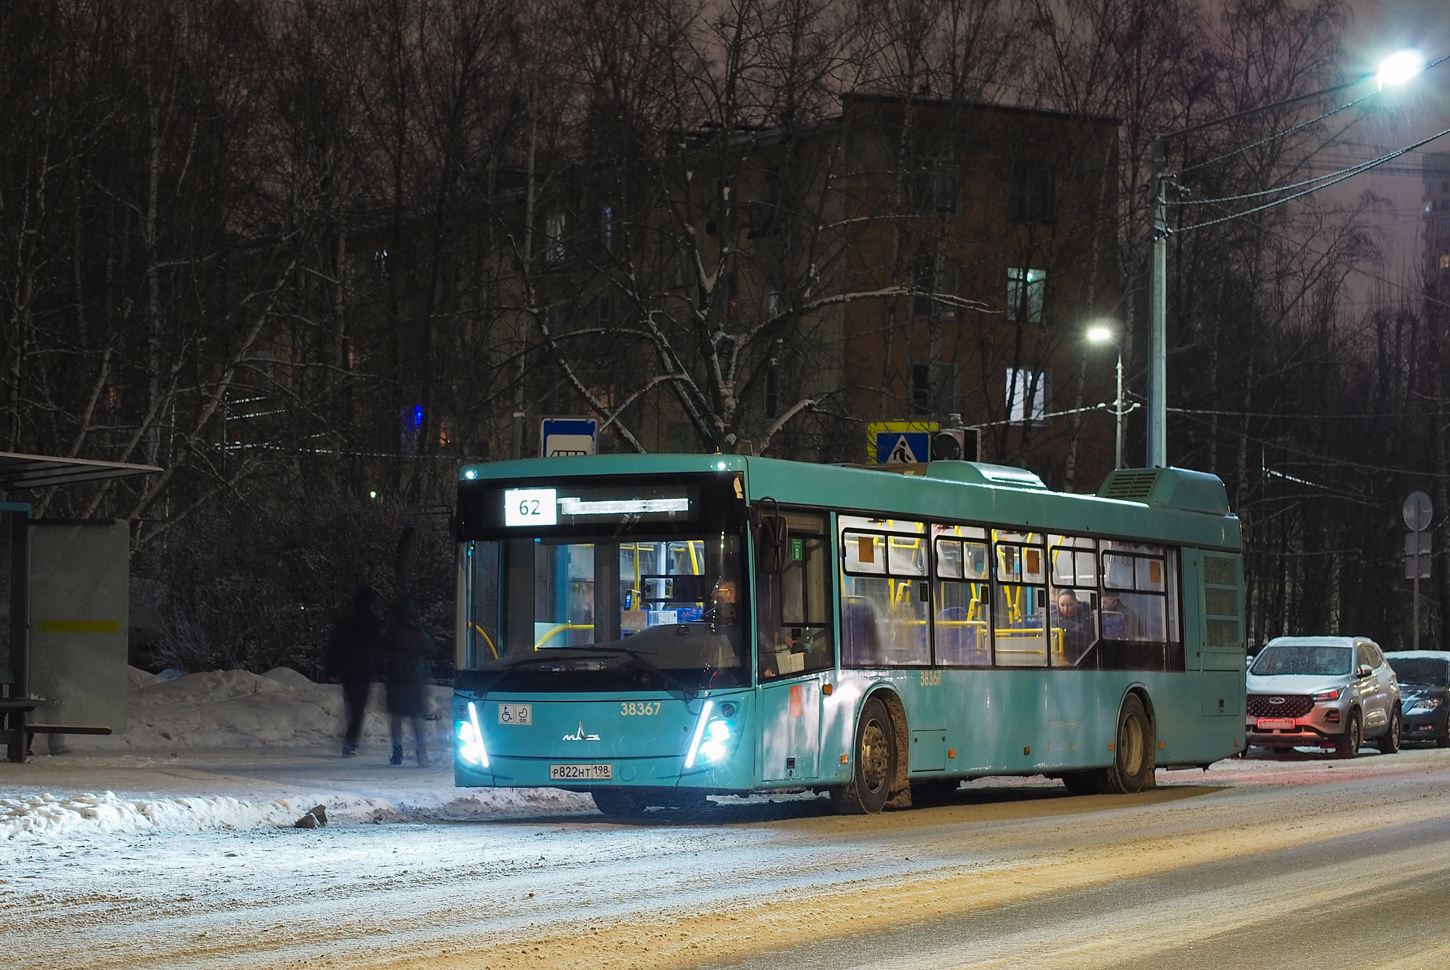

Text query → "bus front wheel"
[831,697,897,815]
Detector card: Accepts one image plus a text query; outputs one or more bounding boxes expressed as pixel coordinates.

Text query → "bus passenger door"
[761,679,822,780]
[755,510,833,782]
[1197,550,1245,718]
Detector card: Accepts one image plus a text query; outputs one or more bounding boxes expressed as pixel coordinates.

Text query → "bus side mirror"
[757,514,789,574]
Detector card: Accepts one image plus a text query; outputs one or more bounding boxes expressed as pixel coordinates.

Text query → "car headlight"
[1313,688,1342,702]
[1406,697,1443,714]
[456,701,489,767]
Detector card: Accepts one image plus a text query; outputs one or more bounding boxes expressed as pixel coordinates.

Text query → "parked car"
[1246,636,1401,758]
[1384,650,1450,748]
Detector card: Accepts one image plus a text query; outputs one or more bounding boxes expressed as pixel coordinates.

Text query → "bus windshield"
[461,531,747,692]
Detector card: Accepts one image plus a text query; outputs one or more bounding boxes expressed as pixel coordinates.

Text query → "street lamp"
[1146,49,1430,468]
[1087,322,1124,470]
[1378,50,1426,89]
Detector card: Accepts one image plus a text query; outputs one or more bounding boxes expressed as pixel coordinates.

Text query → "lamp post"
[1146,49,1428,468]
[1087,323,1124,470]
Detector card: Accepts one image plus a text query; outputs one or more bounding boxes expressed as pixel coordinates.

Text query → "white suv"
[1246,636,1401,758]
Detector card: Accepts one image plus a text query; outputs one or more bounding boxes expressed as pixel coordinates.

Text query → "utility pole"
[1148,138,1167,469]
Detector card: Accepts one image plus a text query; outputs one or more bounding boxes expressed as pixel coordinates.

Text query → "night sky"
[1338,0,1450,298]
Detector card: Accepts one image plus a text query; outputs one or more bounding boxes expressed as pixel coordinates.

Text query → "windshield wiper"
[461,652,607,695]
[573,645,704,697]
[461,646,707,697]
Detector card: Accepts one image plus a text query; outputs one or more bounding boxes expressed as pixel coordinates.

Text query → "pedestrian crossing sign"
[866,421,937,464]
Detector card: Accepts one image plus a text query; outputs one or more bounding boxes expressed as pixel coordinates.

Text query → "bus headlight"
[697,717,735,764]
[456,701,489,767]
[684,700,737,768]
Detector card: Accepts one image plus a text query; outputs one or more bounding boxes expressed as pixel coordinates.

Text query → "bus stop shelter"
[0,451,161,761]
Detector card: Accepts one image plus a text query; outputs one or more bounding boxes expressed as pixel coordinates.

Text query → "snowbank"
[0,790,387,841]
[1,666,601,842]
[67,666,453,751]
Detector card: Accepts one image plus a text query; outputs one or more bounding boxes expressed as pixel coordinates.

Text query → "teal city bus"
[450,455,1245,816]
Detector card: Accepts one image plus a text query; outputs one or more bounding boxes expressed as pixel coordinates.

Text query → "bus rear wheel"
[1096,694,1155,794]
[831,697,897,815]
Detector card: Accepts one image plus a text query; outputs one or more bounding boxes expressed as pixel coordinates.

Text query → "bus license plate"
[550,763,613,781]
[1256,718,1295,730]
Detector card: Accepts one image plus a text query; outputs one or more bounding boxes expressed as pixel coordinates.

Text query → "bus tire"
[1097,694,1154,794]
[831,697,897,815]
[592,789,648,819]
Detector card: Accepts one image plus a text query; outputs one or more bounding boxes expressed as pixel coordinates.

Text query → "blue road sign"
[540,418,598,457]
[875,431,928,464]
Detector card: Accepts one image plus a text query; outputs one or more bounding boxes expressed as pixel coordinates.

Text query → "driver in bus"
[708,580,738,631]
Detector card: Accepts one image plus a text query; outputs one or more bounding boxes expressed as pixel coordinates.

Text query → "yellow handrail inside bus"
[534,623,593,650]
[1003,585,1022,623]
[470,622,499,659]
[993,626,1063,660]
[968,582,986,622]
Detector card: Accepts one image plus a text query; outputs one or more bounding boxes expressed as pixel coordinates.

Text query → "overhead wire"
[1167,125,1450,232]
[1160,54,1450,230]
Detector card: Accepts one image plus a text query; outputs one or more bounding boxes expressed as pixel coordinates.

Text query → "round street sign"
[1404,491,1433,532]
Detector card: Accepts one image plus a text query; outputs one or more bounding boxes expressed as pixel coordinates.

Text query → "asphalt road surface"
[6,745,1450,970]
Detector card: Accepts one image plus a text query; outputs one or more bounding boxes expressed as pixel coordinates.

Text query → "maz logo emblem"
[562,722,600,741]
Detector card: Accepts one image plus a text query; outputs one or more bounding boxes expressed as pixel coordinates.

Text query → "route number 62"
[504,488,558,527]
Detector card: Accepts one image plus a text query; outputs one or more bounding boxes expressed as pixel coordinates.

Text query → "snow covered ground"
[0,665,1334,847]
[1,666,598,842]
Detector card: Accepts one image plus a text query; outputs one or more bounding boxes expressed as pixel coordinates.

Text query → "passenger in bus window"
[1052,589,1094,662]
[1100,590,1142,640]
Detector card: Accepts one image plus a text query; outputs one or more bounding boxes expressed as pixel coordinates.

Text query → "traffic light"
[931,427,980,461]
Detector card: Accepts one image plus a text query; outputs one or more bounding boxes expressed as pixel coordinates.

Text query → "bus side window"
[757,512,834,680]
[934,529,991,667]
[839,518,929,667]
[993,531,1048,667]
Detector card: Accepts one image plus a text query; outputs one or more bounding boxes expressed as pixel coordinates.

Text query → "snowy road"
[7,743,1450,969]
